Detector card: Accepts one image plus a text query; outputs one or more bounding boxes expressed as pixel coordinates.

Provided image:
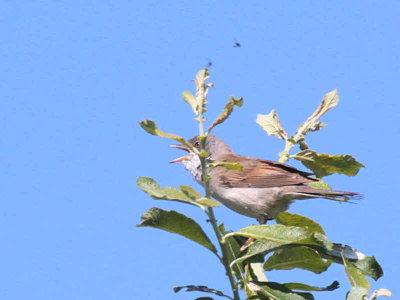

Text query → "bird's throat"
[181,153,203,184]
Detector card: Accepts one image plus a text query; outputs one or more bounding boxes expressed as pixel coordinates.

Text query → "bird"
[170,135,360,224]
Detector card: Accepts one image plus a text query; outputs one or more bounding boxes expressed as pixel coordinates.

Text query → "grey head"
[170,135,233,183]
[188,134,233,159]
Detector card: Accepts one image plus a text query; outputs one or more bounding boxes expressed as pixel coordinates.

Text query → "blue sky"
[1,1,399,299]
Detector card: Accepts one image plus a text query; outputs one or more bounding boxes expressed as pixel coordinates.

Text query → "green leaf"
[227,226,335,268]
[137,177,219,208]
[353,256,383,281]
[179,185,203,199]
[293,149,365,178]
[343,259,370,290]
[308,121,326,132]
[306,179,332,190]
[309,243,383,281]
[223,225,325,247]
[182,90,199,114]
[207,96,243,132]
[346,287,369,300]
[369,288,392,299]
[325,243,366,261]
[173,285,233,299]
[256,109,288,140]
[312,232,333,251]
[283,281,339,292]
[209,161,244,171]
[304,89,339,129]
[195,68,210,88]
[218,223,244,279]
[248,262,269,283]
[196,197,221,207]
[264,246,331,274]
[230,239,281,267]
[138,119,194,150]
[292,89,339,145]
[137,207,217,253]
[193,68,210,115]
[275,212,325,234]
[319,88,339,110]
[247,282,308,300]
[137,177,205,208]
[198,150,209,157]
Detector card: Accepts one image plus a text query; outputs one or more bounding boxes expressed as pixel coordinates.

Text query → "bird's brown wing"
[213,154,317,188]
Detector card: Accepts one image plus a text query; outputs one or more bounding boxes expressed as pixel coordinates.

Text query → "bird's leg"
[240,237,255,252]
[240,215,269,251]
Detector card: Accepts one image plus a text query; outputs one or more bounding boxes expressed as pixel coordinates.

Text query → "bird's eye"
[194,141,201,148]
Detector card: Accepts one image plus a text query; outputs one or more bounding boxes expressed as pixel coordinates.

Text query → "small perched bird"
[170,135,359,224]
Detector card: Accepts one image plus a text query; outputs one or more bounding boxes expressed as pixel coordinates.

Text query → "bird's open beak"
[169,144,190,163]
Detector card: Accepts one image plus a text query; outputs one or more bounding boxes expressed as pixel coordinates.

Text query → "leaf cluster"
[136,69,389,300]
[256,89,364,179]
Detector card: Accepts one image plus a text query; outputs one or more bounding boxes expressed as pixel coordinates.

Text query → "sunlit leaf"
[223,225,327,247]
[230,239,281,267]
[307,179,332,190]
[137,177,203,208]
[248,262,269,283]
[264,246,331,274]
[308,121,327,132]
[138,119,193,150]
[276,212,325,234]
[182,90,199,114]
[208,96,243,132]
[346,287,369,300]
[247,282,308,300]
[198,150,209,157]
[343,259,370,290]
[173,285,233,299]
[293,149,364,178]
[302,89,339,131]
[137,207,217,253]
[194,68,210,115]
[369,288,392,299]
[256,109,288,140]
[137,177,219,209]
[283,281,339,292]
[312,232,334,250]
[289,89,339,148]
[210,161,244,171]
[316,88,339,113]
[197,197,220,207]
[179,185,203,199]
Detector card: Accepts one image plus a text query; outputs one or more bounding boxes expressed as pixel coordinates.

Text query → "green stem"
[279,140,294,163]
[207,206,240,300]
[197,87,240,300]
[199,150,240,300]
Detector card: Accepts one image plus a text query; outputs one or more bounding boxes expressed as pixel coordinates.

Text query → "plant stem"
[279,140,294,163]
[197,80,240,300]
[198,142,240,299]
[206,206,240,300]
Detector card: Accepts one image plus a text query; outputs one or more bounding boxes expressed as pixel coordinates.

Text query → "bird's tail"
[289,186,362,202]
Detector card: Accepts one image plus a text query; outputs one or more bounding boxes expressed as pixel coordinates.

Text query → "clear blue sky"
[1,1,399,299]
